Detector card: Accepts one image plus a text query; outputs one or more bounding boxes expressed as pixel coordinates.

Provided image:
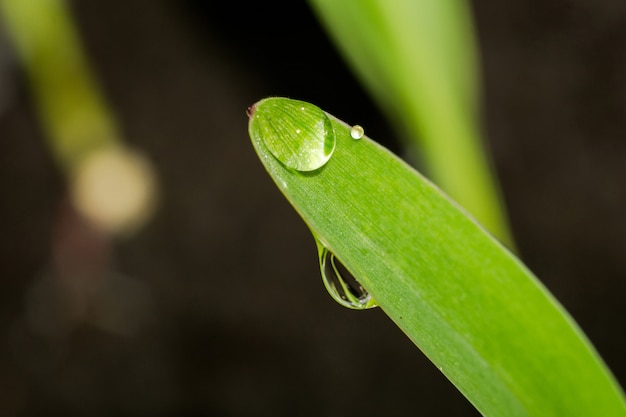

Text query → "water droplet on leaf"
[350,125,364,140]
[248,98,336,172]
[316,239,377,310]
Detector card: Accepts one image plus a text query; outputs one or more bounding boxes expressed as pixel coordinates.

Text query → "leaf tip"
[246,102,258,119]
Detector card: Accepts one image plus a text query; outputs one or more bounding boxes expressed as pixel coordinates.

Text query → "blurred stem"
[0,0,157,234]
[0,0,119,169]
[309,0,514,247]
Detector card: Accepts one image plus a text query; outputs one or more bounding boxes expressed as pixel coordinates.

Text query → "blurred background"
[0,1,625,416]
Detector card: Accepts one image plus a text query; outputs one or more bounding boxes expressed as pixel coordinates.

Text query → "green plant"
[248,97,626,416]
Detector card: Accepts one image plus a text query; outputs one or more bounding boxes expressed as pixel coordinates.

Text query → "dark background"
[0,1,625,415]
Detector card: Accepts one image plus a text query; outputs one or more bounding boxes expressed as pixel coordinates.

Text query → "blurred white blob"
[71,146,157,235]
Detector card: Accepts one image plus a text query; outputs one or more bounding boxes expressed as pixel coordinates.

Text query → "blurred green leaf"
[309,0,512,246]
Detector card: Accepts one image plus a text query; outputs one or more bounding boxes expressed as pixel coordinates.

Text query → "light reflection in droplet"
[316,238,377,310]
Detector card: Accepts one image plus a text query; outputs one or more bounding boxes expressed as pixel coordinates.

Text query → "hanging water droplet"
[248,98,336,172]
[350,125,364,140]
[316,239,377,310]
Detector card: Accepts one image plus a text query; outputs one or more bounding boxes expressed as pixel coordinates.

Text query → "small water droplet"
[350,125,364,140]
[249,98,336,172]
[316,239,377,310]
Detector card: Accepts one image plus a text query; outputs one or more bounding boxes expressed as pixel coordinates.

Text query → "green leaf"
[249,97,626,417]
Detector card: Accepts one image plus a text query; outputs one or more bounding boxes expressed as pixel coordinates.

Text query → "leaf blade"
[249,98,626,417]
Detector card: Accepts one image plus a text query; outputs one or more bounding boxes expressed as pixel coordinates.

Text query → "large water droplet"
[248,98,336,172]
[316,239,377,310]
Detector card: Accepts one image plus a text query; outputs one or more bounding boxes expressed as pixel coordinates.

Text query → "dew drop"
[350,125,364,140]
[248,98,336,172]
[316,239,377,310]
